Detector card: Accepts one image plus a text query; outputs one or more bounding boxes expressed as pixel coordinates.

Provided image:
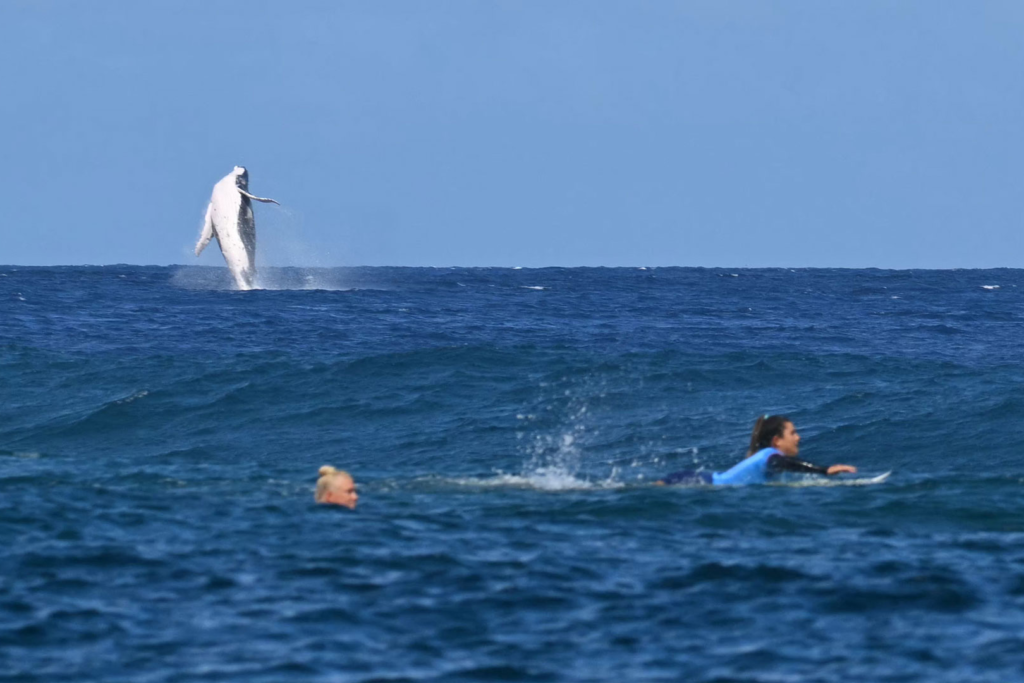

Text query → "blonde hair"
[315,465,353,502]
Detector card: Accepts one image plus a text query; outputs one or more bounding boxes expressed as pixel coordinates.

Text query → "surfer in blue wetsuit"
[657,414,857,486]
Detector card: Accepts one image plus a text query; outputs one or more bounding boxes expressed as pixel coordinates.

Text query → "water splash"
[254,267,353,291]
[253,206,353,290]
[419,471,624,492]
[178,203,354,291]
[171,266,354,292]
[512,380,622,489]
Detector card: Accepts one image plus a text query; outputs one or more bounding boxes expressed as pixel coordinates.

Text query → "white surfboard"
[776,471,892,487]
[863,471,891,483]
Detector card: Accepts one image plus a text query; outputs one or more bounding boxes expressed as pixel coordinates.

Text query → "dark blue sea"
[2,266,1024,682]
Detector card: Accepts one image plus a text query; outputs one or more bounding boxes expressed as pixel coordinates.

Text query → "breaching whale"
[194,166,279,290]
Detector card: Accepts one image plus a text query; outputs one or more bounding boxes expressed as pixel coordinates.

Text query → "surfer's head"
[315,465,358,509]
[747,414,800,457]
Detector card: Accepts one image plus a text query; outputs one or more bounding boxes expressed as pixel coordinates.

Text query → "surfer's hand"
[826,465,857,475]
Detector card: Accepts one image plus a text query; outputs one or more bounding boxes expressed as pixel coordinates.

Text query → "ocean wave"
[4,266,1024,681]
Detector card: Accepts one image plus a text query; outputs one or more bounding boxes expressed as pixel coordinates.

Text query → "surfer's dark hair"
[747,414,791,456]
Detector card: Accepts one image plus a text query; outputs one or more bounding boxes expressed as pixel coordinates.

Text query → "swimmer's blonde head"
[315,465,358,508]
[318,465,348,479]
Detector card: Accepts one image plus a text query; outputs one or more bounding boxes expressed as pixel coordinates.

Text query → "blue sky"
[1,1,1021,267]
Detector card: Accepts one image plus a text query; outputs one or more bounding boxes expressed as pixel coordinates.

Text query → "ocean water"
[2,265,1024,682]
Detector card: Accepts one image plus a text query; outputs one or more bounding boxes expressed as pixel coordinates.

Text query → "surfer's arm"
[195,203,214,256]
[767,455,857,476]
[767,454,829,475]
[237,189,280,205]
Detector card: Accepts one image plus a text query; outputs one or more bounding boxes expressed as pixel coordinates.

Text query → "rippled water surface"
[2,266,1024,682]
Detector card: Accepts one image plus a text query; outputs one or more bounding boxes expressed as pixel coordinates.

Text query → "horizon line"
[2,263,1023,272]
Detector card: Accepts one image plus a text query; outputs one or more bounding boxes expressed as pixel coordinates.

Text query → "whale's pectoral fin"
[195,203,215,256]
[237,188,280,205]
